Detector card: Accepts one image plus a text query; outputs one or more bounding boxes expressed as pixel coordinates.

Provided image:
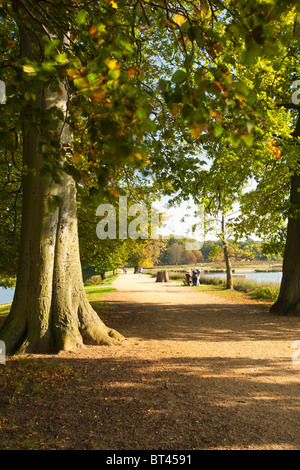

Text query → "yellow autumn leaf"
[105,58,119,70]
[23,64,36,74]
[172,14,185,26]
[170,104,179,118]
[209,110,221,120]
[71,152,82,164]
[109,0,118,8]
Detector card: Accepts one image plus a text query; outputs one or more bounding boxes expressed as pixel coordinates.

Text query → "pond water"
[204,271,282,284]
[0,287,15,305]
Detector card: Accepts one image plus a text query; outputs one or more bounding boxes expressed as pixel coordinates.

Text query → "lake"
[204,271,282,284]
[0,287,15,305]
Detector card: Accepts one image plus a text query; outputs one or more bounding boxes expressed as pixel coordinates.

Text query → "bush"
[247,285,279,302]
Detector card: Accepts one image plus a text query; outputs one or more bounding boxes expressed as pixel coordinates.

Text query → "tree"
[181,249,203,265]
[225,6,300,314]
[150,1,300,301]
[208,244,223,262]
[164,242,184,265]
[128,238,166,272]
[0,0,161,353]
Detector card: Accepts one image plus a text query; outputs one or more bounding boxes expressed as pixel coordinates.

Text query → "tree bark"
[156,271,170,282]
[270,172,300,315]
[270,110,300,315]
[0,8,123,353]
[221,214,233,290]
[0,98,123,353]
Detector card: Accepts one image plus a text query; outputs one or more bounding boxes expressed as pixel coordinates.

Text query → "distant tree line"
[157,237,282,266]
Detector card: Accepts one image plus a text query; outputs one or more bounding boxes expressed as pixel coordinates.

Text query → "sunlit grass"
[0,304,11,316]
[164,271,278,303]
[199,275,279,302]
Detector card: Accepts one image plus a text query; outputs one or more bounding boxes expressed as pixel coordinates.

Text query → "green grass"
[164,271,279,303]
[84,285,116,295]
[0,304,11,316]
[199,274,280,302]
[85,280,117,314]
[0,304,11,328]
[84,273,119,286]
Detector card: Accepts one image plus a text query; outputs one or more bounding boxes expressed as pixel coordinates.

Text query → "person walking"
[191,268,197,286]
[195,267,201,286]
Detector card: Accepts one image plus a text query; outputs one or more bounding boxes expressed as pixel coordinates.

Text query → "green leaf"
[171,70,187,85]
[136,108,147,120]
[240,44,262,65]
[76,10,88,26]
[44,39,61,56]
[187,26,205,46]
[87,73,98,83]
[214,124,223,137]
[49,79,59,92]
[241,134,254,147]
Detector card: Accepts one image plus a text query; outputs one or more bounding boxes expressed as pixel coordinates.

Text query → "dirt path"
[3,273,300,451]
[63,273,300,450]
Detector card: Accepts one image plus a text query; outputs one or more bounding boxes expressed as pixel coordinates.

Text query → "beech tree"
[0,0,160,353]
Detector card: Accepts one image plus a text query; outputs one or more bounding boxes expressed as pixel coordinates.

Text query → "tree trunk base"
[156,271,169,282]
[270,299,300,316]
[0,294,124,355]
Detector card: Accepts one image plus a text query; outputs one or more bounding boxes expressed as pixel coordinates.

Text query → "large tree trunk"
[0,169,123,354]
[270,110,300,315]
[270,172,300,315]
[0,8,123,354]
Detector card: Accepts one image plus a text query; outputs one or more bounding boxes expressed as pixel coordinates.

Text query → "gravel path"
[4,272,300,450]
[62,272,300,450]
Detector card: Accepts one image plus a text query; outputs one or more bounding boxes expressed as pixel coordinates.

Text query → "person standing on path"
[195,267,201,286]
[191,268,197,286]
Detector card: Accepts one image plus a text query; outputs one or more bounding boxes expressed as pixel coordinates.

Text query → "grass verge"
[165,271,278,304]
[200,275,279,302]
[84,273,119,286]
